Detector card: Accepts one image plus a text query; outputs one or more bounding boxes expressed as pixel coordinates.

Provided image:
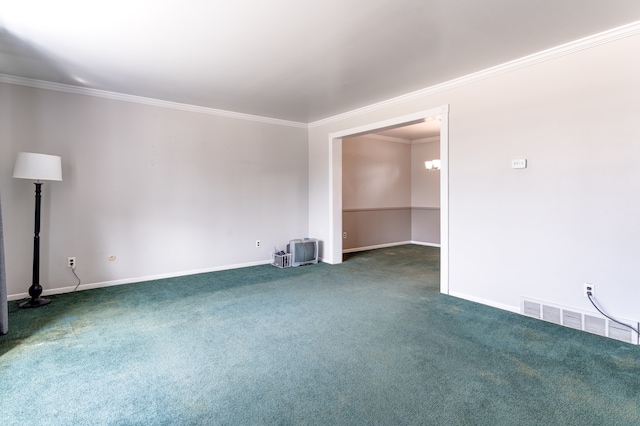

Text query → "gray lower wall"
[342,207,440,251]
[412,208,440,245]
[342,208,411,250]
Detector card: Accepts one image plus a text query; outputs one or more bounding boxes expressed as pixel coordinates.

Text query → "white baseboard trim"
[342,241,412,253]
[342,241,440,253]
[448,290,520,314]
[7,259,273,301]
[410,240,441,248]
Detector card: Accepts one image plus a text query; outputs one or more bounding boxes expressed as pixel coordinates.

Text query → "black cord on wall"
[587,292,639,336]
[71,267,82,292]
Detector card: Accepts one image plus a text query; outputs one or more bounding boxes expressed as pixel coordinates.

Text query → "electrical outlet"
[343,232,347,239]
[256,240,260,248]
[584,283,595,298]
[67,257,76,269]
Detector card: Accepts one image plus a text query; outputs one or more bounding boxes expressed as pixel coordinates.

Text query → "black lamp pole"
[19,182,50,308]
[13,152,62,307]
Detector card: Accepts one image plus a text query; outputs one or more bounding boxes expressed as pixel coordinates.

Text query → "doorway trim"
[327,105,449,294]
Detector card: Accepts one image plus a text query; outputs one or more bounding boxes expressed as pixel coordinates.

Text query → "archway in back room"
[328,105,450,294]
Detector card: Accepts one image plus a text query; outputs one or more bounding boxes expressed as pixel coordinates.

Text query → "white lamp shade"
[432,159,441,170]
[13,152,62,181]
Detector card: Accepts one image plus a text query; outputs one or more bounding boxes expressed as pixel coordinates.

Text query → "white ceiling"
[1,1,640,123]
[373,119,441,141]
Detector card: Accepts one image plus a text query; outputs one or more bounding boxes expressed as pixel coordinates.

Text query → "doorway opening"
[327,105,449,294]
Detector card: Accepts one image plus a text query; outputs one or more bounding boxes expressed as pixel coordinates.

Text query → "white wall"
[411,138,441,245]
[342,136,411,209]
[411,139,440,208]
[341,135,440,249]
[309,31,640,319]
[0,83,308,298]
[342,136,412,250]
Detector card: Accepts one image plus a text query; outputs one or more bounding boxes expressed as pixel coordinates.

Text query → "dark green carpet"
[1,245,639,425]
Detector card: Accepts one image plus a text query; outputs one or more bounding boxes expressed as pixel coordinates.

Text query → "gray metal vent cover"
[521,298,638,345]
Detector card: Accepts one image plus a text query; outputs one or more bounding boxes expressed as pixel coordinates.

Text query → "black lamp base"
[19,297,51,309]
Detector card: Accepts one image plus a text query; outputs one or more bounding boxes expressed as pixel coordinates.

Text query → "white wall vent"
[609,322,634,343]
[542,305,561,325]
[584,315,606,337]
[521,298,639,345]
[523,300,541,319]
[562,310,582,330]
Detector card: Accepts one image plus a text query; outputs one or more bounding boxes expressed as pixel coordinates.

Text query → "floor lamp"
[13,152,63,308]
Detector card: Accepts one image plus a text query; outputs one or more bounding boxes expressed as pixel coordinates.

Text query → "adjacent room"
[342,118,441,253]
[1,1,640,424]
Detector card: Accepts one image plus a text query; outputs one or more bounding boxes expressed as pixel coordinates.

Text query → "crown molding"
[309,20,640,129]
[411,136,440,144]
[353,134,440,144]
[2,20,638,130]
[0,74,308,129]
[352,134,411,144]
